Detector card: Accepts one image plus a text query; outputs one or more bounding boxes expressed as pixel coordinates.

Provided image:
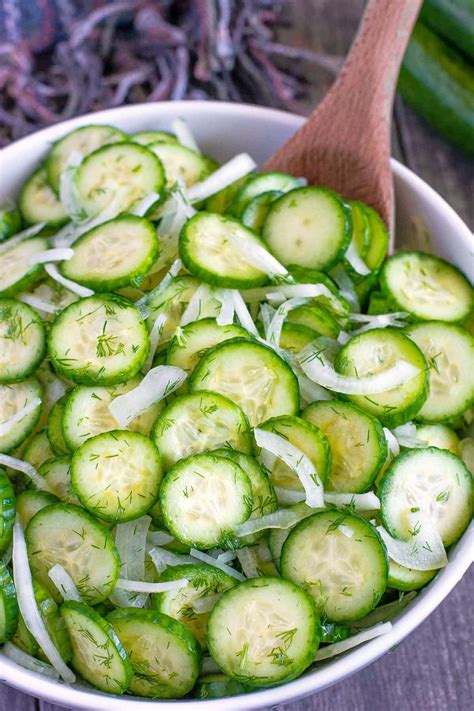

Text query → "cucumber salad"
[0,120,472,700]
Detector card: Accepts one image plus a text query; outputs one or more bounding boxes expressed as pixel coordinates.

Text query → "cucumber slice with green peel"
[11,613,38,656]
[107,608,201,698]
[388,560,437,591]
[0,468,15,553]
[180,212,269,289]
[63,378,164,451]
[19,167,68,227]
[260,415,331,493]
[26,503,120,604]
[205,174,251,214]
[195,674,251,699]
[160,452,252,549]
[0,561,18,643]
[0,236,49,297]
[152,563,237,649]
[71,430,163,523]
[152,391,253,470]
[380,252,473,323]
[190,338,299,427]
[262,187,351,272]
[241,190,283,232]
[279,322,320,353]
[74,143,165,219]
[207,576,320,686]
[46,124,127,193]
[415,424,459,455]
[60,601,132,694]
[281,511,388,622]
[131,130,178,146]
[61,216,159,292]
[287,266,351,321]
[379,447,473,547]
[359,203,389,272]
[0,204,22,243]
[405,322,474,423]
[146,275,204,342]
[367,290,392,315]
[348,201,371,259]
[16,489,59,526]
[302,400,387,493]
[230,172,302,217]
[38,458,78,504]
[166,318,249,377]
[268,503,316,567]
[148,142,212,188]
[0,299,46,384]
[320,621,351,644]
[286,304,340,338]
[48,294,149,386]
[213,449,278,545]
[335,328,429,428]
[0,377,43,453]
[47,395,70,456]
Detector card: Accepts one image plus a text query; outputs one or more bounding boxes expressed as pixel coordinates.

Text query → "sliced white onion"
[187,153,256,203]
[266,297,309,347]
[0,454,52,492]
[17,293,61,315]
[48,564,82,602]
[324,492,381,510]
[108,365,186,427]
[254,428,324,509]
[115,578,189,593]
[225,230,288,278]
[12,518,75,682]
[274,487,305,505]
[29,248,74,265]
[179,283,215,326]
[142,311,168,373]
[43,378,67,411]
[149,547,198,572]
[192,592,223,614]
[0,223,46,255]
[235,548,259,578]
[45,263,93,298]
[190,548,246,582]
[384,427,400,458]
[136,257,183,318]
[254,539,273,562]
[217,551,237,564]
[392,422,427,449]
[2,642,60,679]
[296,370,333,404]
[235,509,303,537]
[376,509,447,571]
[231,290,259,336]
[330,264,360,312]
[215,288,235,326]
[172,117,200,153]
[131,191,160,216]
[147,530,175,547]
[59,150,83,221]
[344,239,370,276]
[314,622,392,661]
[110,516,151,608]
[0,397,41,437]
[338,524,355,539]
[351,591,417,629]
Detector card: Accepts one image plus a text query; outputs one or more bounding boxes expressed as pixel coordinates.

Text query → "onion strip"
[314,622,392,661]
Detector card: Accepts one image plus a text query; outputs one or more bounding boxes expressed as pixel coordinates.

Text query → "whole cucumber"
[420,0,474,61]
[399,22,474,156]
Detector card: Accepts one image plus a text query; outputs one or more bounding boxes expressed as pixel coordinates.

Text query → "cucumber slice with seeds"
[0,236,48,297]
[415,424,459,455]
[152,391,253,470]
[60,601,132,694]
[0,561,18,643]
[38,457,78,504]
[286,304,340,338]
[230,172,302,217]
[388,560,437,591]
[190,338,299,427]
[148,142,213,188]
[48,294,149,386]
[262,186,351,271]
[303,400,387,493]
[47,395,70,456]
[107,608,201,698]
[359,203,389,272]
[0,377,42,453]
[0,299,46,383]
[281,511,388,622]
[26,503,120,604]
[0,468,15,553]
[279,322,320,353]
[71,430,163,523]
[207,576,320,686]
[132,130,178,146]
[16,489,59,526]
[180,212,268,289]
[160,452,252,549]
[146,275,206,343]
[61,216,159,291]
[19,167,68,227]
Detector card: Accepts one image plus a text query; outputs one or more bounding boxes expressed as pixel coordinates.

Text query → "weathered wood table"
[2,1,472,709]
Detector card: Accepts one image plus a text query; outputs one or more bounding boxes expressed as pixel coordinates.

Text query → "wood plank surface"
[1,1,472,710]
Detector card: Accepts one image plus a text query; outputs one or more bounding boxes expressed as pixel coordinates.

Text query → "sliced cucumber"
[303,400,387,492]
[320,621,351,644]
[166,318,249,376]
[287,266,351,322]
[152,563,237,649]
[63,377,163,451]
[262,187,351,271]
[0,561,18,643]
[260,415,331,493]
[241,190,283,232]
[48,294,149,386]
[359,204,389,271]
[348,201,371,259]
[149,142,213,188]
[281,511,388,622]
[190,338,299,427]
[47,395,70,456]
[0,236,48,297]
[381,252,473,323]
[335,328,429,427]
[195,674,251,699]
[0,299,46,384]
[160,452,252,549]
[0,468,15,554]
[146,275,204,343]
[0,377,42,453]
[379,447,473,547]
[207,576,320,686]
[26,503,120,604]
[132,130,178,146]
[16,489,59,526]
[286,304,340,338]
[0,204,21,243]
[61,601,132,694]
[180,212,268,289]
[230,173,302,217]
[19,167,68,227]
[405,322,474,422]
[268,502,316,567]
[61,216,159,291]
[416,424,459,455]
[107,608,201,698]
[75,143,165,219]
[152,391,253,470]
[205,174,251,214]
[46,124,127,193]
[71,430,162,523]
[388,560,437,591]
[38,457,78,504]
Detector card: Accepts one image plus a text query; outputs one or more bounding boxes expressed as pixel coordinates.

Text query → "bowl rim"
[0,100,472,710]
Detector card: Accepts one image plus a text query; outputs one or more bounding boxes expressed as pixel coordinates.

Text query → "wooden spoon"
[262,0,423,237]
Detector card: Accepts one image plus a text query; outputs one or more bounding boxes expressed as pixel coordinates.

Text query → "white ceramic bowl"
[1,101,472,710]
